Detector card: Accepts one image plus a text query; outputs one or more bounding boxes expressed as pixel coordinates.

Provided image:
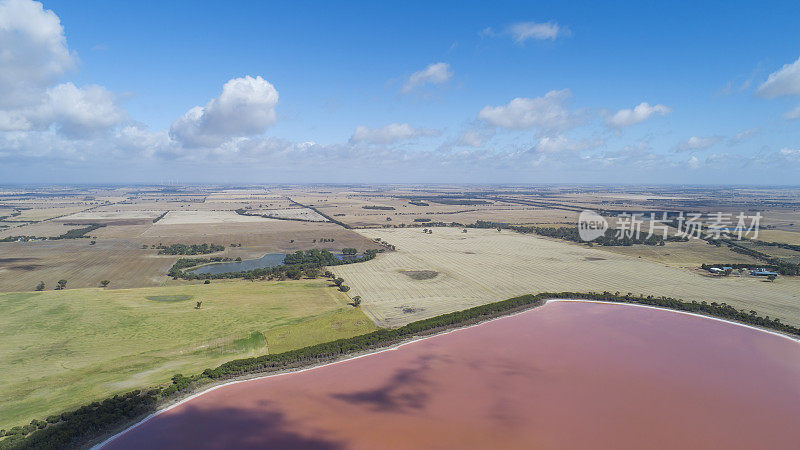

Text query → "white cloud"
[757,56,800,98]
[606,102,672,128]
[688,156,701,169]
[349,123,440,145]
[170,75,279,148]
[532,135,599,154]
[0,0,76,108]
[402,62,452,94]
[456,129,491,147]
[677,135,721,152]
[779,148,800,159]
[478,89,576,131]
[0,82,127,136]
[507,21,566,43]
[0,1,126,137]
[40,83,127,137]
[784,104,800,120]
[728,127,760,145]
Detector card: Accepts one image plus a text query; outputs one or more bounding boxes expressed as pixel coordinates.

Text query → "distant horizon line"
[1,182,799,189]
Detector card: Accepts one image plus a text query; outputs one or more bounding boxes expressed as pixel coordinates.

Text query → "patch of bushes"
[0,390,158,450]
[362,205,395,210]
[51,223,106,240]
[156,243,225,255]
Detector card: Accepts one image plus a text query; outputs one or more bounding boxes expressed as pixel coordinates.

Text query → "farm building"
[750,269,779,277]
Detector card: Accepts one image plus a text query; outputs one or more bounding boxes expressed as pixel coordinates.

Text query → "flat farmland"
[138,220,380,251]
[0,239,176,292]
[155,210,275,224]
[333,227,800,328]
[0,280,376,430]
[248,207,329,222]
[600,239,763,267]
[0,221,85,238]
[756,229,800,245]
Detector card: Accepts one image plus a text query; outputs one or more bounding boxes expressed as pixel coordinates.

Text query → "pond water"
[104,301,800,449]
[189,253,285,275]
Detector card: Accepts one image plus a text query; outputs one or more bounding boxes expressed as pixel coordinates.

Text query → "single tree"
[100,280,110,287]
[339,285,350,292]
[352,296,362,307]
[767,274,777,282]
[195,301,203,309]
[56,279,67,290]
[35,281,45,291]
[334,277,344,286]
[204,279,211,284]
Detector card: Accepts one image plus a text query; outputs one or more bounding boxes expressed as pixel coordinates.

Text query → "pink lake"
[104,301,800,449]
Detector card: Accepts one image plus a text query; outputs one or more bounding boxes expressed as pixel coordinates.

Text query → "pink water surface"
[105,301,800,449]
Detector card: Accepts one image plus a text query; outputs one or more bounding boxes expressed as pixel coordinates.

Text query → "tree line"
[1,224,105,242]
[156,243,225,255]
[467,221,687,246]
[722,240,800,275]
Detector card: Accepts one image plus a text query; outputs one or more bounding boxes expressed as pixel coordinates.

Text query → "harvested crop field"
[154,210,276,225]
[333,228,800,327]
[0,239,176,292]
[0,280,376,430]
[59,210,165,221]
[248,207,328,222]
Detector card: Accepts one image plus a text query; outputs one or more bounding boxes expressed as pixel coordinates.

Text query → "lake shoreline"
[92,296,799,449]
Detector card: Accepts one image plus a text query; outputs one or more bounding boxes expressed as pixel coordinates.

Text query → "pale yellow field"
[600,239,762,267]
[155,210,277,225]
[333,227,800,327]
[60,210,165,221]
[756,229,800,245]
[250,207,329,222]
[11,206,89,222]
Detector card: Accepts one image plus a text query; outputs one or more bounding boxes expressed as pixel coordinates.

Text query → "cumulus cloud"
[478,89,577,131]
[0,0,76,108]
[170,75,279,147]
[606,102,672,128]
[531,135,599,154]
[402,62,452,94]
[456,129,493,147]
[0,1,127,137]
[350,123,440,145]
[676,135,721,152]
[41,83,127,137]
[507,21,566,43]
[757,56,800,98]
[0,82,127,135]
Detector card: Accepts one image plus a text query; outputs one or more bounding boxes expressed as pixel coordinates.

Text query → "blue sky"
[1,0,799,184]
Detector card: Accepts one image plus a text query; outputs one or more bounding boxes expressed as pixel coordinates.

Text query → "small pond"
[189,253,286,275]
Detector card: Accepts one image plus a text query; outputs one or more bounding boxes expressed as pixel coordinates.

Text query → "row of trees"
[721,240,800,275]
[51,224,106,240]
[0,224,105,243]
[468,221,688,246]
[156,243,225,255]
